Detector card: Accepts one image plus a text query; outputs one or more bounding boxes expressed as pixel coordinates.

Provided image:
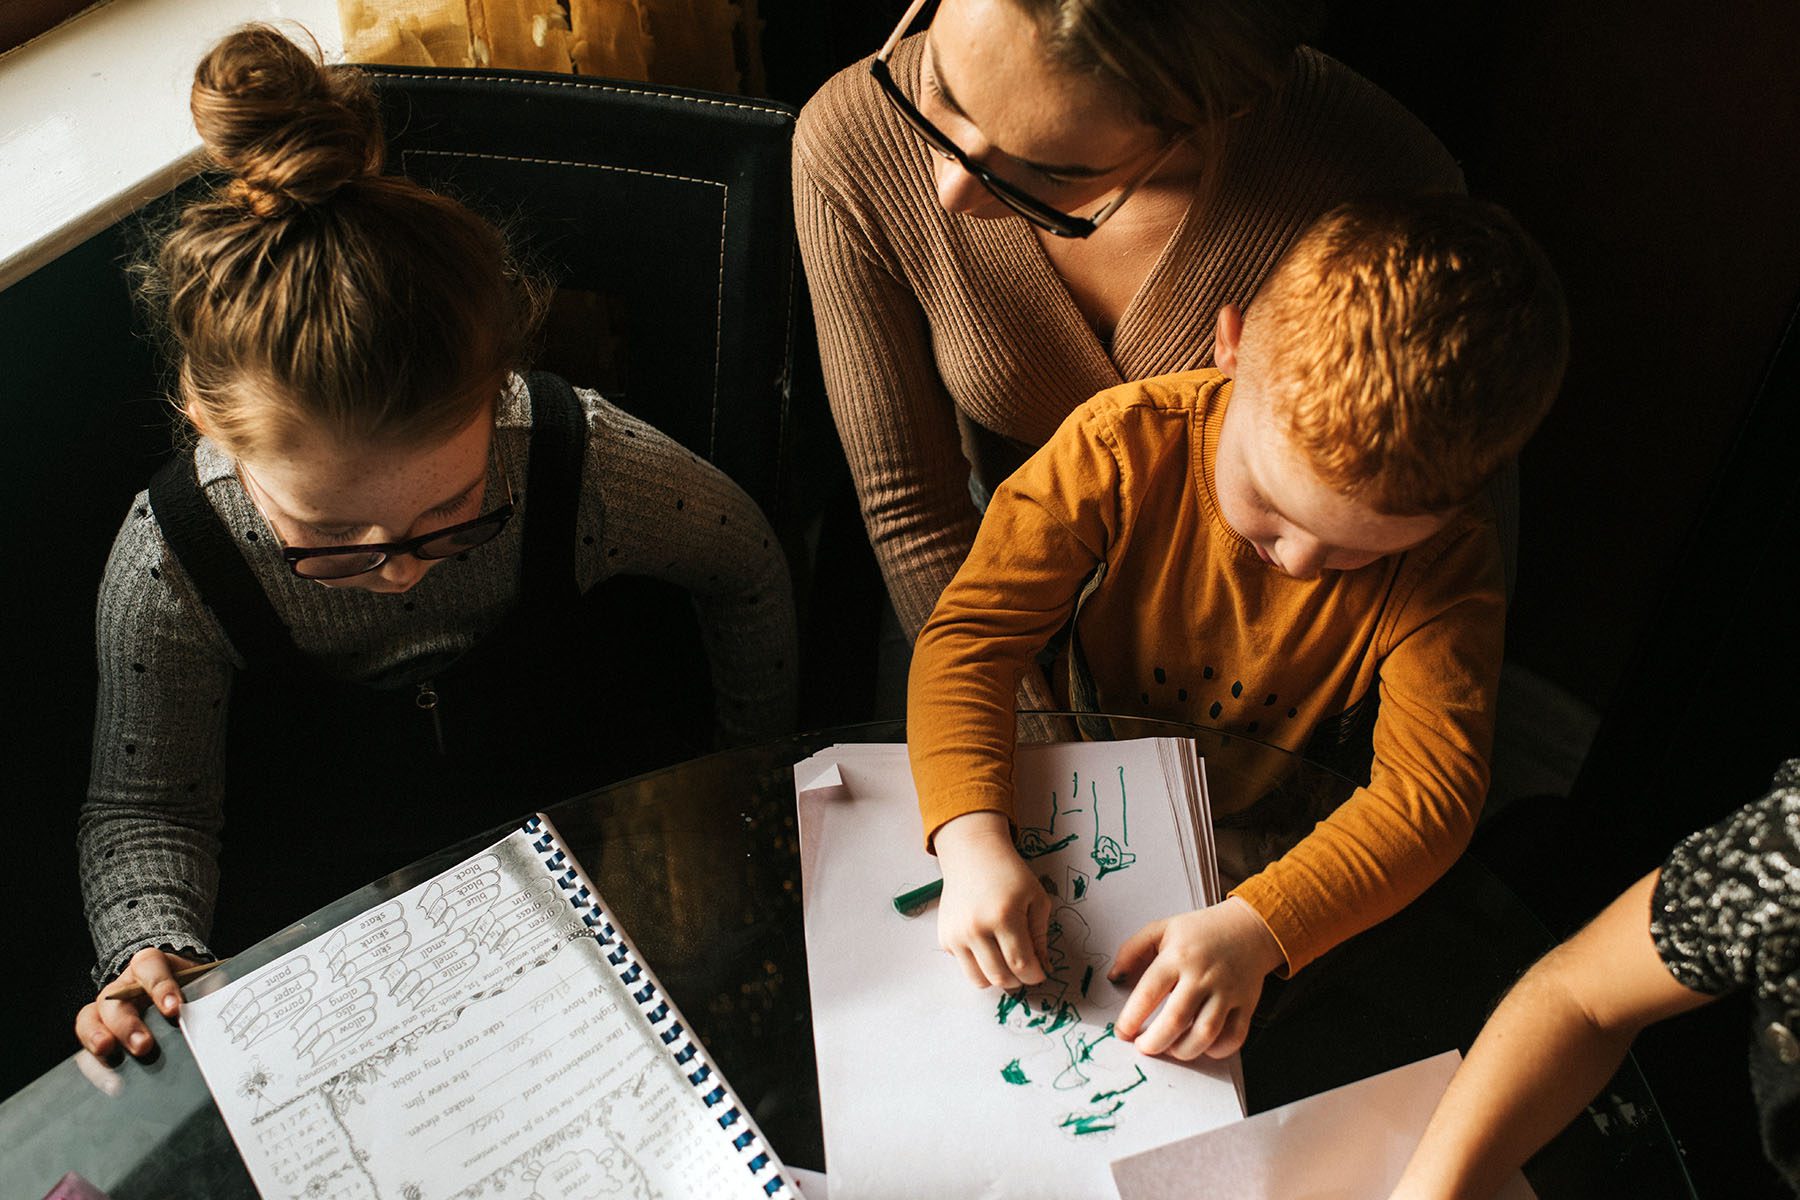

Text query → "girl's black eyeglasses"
[242,454,515,582]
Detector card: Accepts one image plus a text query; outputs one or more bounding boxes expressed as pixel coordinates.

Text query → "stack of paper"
[795,739,1240,1200]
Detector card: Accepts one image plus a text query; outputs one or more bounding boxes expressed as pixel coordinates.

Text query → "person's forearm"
[1390,964,1635,1199]
[1393,870,1711,1198]
[81,768,226,985]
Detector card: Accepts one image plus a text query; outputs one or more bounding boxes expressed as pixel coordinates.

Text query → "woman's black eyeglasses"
[242,453,515,582]
[869,0,1186,239]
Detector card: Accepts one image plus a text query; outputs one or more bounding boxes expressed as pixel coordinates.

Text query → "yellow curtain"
[337,0,763,94]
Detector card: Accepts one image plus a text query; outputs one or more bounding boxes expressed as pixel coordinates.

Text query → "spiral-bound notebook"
[180,814,790,1199]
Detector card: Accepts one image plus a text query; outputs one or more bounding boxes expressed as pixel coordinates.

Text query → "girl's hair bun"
[191,24,382,217]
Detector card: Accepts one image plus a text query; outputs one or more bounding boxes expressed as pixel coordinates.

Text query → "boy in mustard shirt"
[908,194,1569,1064]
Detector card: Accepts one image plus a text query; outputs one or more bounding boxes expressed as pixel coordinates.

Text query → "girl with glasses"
[795,0,1467,700]
[74,26,797,1061]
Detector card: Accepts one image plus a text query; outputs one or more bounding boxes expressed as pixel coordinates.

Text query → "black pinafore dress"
[146,373,687,953]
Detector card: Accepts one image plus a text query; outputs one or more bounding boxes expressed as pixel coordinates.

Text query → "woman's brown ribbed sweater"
[794,35,1464,641]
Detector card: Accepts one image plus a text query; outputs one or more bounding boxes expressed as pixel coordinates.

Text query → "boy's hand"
[1110,897,1285,1060]
[74,946,204,1061]
[934,811,1052,989]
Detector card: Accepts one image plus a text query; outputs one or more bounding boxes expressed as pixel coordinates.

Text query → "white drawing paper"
[796,739,1242,1200]
[1110,1050,1537,1199]
[181,820,789,1199]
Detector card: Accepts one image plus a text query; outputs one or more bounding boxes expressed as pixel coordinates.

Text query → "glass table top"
[1,718,1695,1197]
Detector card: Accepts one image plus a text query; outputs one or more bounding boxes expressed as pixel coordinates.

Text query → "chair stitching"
[403,149,728,432]
[707,183,728,456]
[775,244,797,508]
[371,71,792,120]
[405,147,725,192]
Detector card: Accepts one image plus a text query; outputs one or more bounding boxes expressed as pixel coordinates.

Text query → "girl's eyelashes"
[291,479,482,543]
[425,488,480,522]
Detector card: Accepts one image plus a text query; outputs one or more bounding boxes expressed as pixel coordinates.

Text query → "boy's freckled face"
[1213,382,1453,581]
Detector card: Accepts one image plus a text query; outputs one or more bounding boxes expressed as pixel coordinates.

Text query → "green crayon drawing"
[1027,999,1082,1035]
[1019,829,1078,859]
[1019,780,1079,859]
[1090,1065,1147,1104]
[1086,771,1136,878]
[995,908,1101,1037]
[1063,773,1085,818]
[1056,1022,1118,1086]
[1118,766,1128,844]
[1091,834,1135,878]
[1058,1099,1124,1136]
[1067,867,1090,903]
[989,763,1148,1139]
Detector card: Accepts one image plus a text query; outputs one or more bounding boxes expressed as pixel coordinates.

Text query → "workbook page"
[182,824,776,1199]
[797,740,1241,1200]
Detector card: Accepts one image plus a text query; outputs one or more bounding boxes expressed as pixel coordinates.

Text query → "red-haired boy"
[908,195,1570,1061]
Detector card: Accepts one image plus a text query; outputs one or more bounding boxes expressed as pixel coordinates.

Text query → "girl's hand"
[1110,897,1285,1060]
[74,947,205,1060]
[934,811,1052,990]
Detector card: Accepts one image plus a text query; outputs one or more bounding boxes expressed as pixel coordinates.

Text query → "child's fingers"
[969,936,1023,991]
[949,945,991,989]
[74,1003,118,1059]
[98,999,156,1058]
[996,921,1046,986]
[128,948,182,1017]
[1108,918,1167,986]
[1030,903,1051,977]
[1135,980,1204,1057]
[1204,1007,1252,1060]
[1115,958,1176,1042]
[1169,995,1230,1061]
[151,977,183,1018]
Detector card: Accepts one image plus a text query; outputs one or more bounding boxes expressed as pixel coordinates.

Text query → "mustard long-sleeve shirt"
[907,370,1505,972]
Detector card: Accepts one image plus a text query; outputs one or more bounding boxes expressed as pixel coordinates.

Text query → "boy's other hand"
[74,947,204,1061]
[934,811,1052,989]
[1110,897,1285,1060]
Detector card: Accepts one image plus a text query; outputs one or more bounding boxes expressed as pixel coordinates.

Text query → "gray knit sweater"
[79,376,798,984]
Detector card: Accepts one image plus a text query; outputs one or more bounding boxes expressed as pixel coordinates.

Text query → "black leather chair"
[363,66,801,519]
[351,66,822,755]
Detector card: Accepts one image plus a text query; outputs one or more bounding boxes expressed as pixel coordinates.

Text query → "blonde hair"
[139,25,544,459]
[1238,194,1570,515]
[1010,0,1319,146]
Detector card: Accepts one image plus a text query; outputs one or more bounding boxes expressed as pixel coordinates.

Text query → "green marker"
[891,877,943,917]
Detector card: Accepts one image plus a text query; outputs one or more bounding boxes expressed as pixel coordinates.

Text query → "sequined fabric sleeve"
[1650,760,1800,1000]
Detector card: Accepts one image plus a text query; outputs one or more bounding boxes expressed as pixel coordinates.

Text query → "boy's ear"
[1214,304,1244,377]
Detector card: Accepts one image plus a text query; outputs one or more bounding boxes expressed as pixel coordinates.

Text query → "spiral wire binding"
[521,815,790,1196]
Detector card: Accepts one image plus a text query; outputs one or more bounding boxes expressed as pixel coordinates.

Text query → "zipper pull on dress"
[415,680,446,754]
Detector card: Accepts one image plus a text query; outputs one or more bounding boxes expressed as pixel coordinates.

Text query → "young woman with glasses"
[73,26,797,1062]
[795,0,1466,691]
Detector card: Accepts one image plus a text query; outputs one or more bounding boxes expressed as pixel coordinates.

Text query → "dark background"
[5,1,1799,1193]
